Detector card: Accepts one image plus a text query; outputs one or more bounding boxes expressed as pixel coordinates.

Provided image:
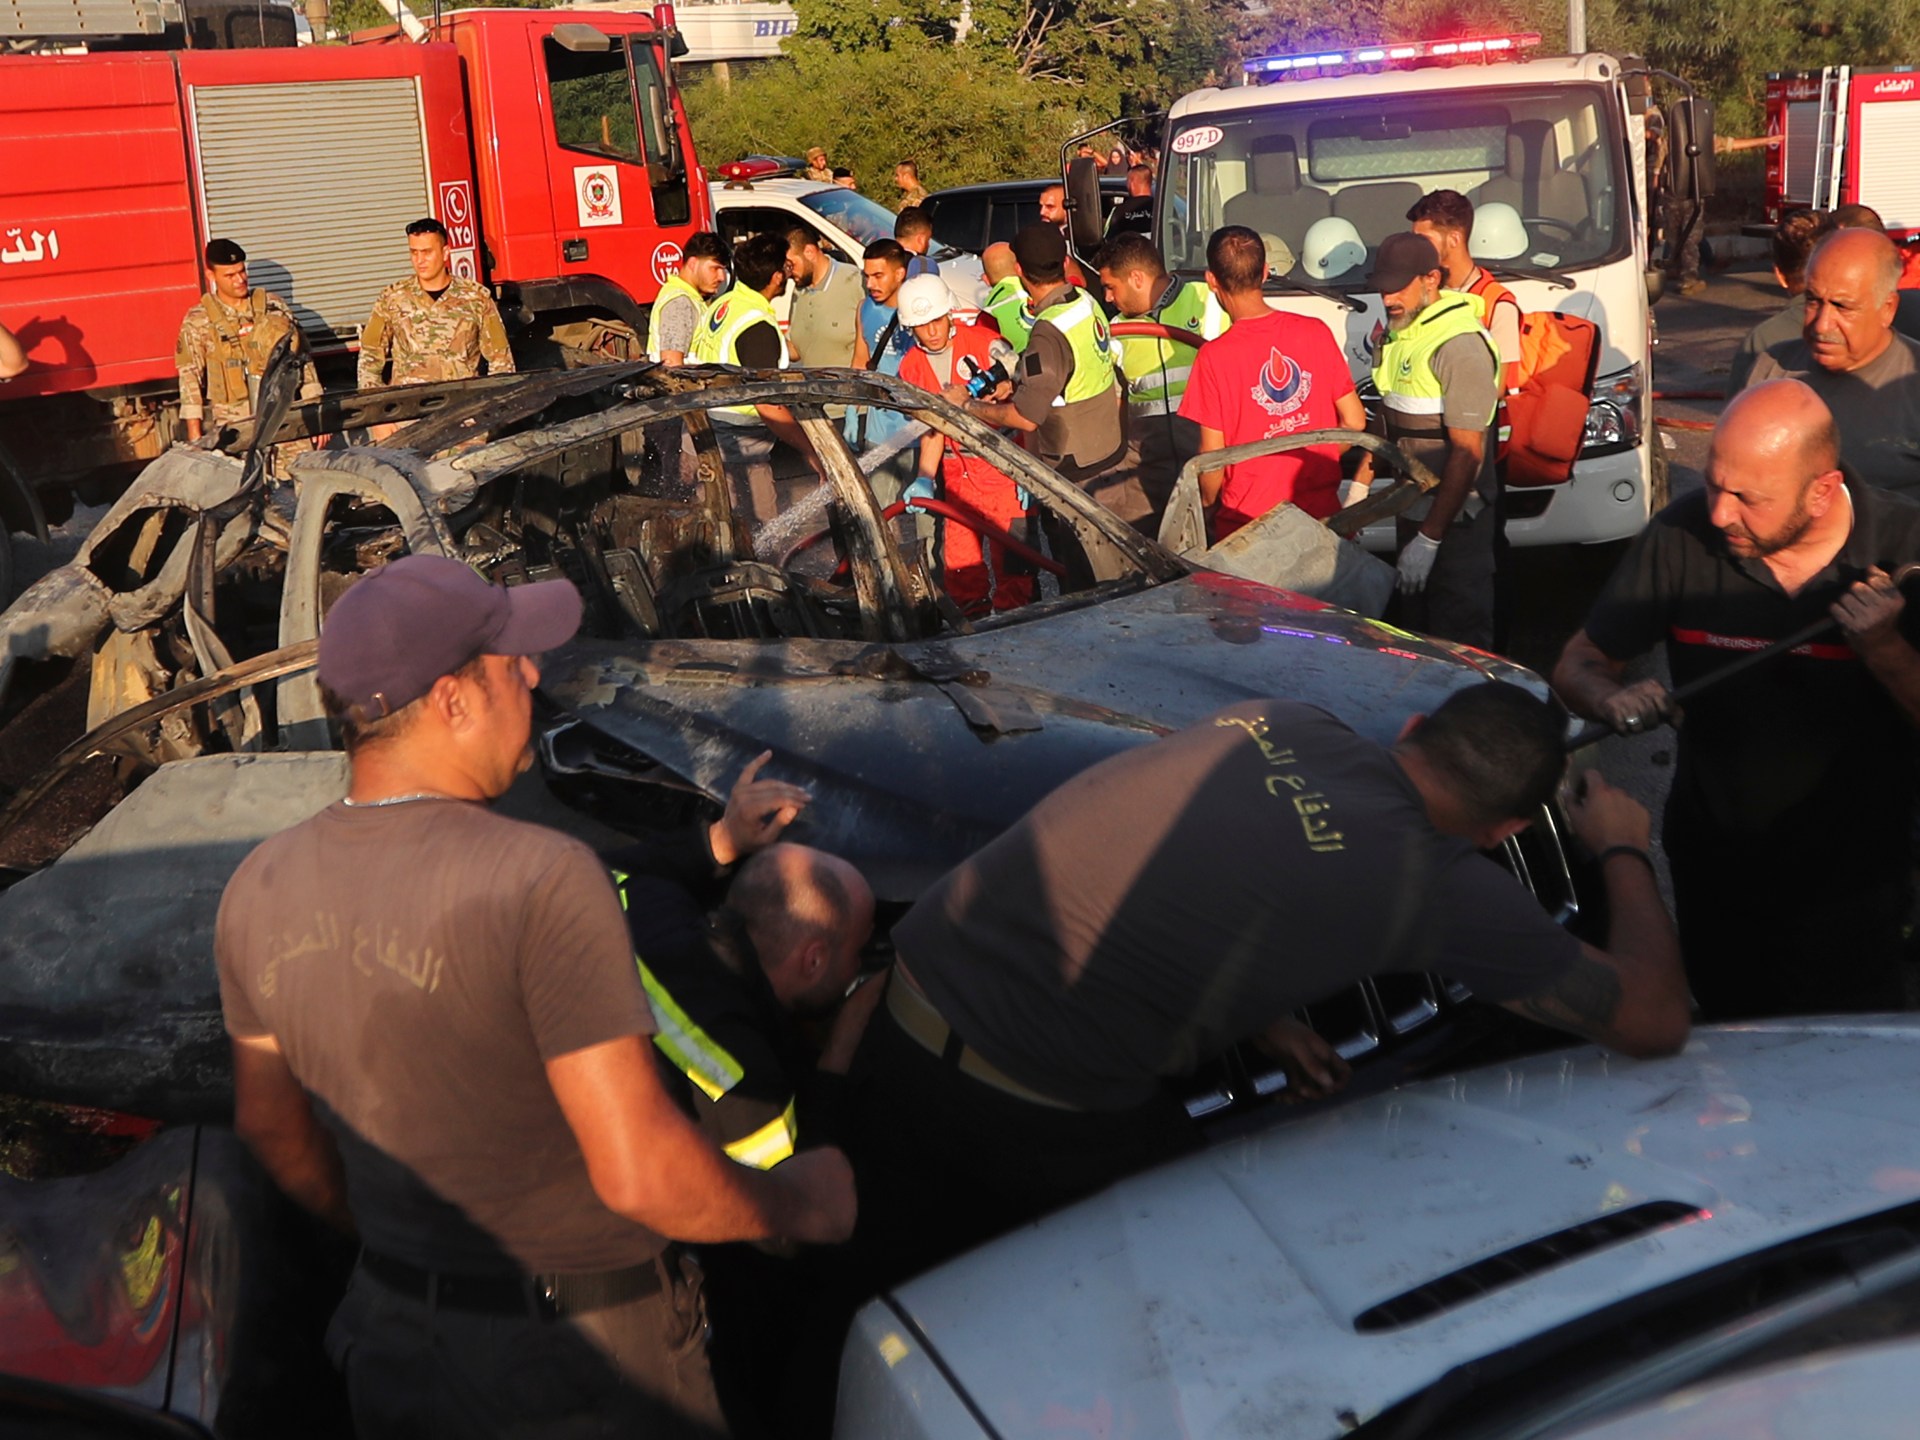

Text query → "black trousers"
[324,1255,725,1439]
[842,1003,1200,1290]
[1665,800,1908,1020]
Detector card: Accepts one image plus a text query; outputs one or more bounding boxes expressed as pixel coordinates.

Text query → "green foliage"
[683,0,1235,193]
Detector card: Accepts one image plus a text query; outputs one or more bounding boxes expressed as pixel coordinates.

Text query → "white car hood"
[883,1022,1920,1440]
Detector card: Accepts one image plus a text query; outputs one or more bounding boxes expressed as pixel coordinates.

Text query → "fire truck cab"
[0,5,706,577]
[1142,38,1679,548]
[1765,66,1920,235]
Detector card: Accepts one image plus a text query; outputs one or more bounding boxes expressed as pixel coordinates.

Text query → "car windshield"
[1159,85,1625,285]
[799,186,903,248]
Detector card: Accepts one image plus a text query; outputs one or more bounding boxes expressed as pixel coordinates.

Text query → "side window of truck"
[545,39,642,164]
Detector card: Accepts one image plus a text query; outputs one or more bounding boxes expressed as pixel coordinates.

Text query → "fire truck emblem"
[1253,348,1312,417]
[652,242,684,286]
[574,166,624,228]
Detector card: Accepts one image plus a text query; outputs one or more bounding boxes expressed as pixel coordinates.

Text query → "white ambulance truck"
[1096,35,1709,548]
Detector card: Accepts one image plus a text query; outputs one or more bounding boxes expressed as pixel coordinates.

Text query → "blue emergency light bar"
[1242,32,1540,77]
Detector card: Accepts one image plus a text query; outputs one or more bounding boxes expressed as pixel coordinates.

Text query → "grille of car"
[1184,805,1581,1120]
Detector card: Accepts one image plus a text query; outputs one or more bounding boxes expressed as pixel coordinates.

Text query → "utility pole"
[1567,0,1586,54]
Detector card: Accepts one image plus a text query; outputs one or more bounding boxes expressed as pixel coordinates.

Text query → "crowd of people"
[6,141,1915,1439]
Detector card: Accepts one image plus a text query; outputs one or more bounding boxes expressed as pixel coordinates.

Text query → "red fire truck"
[0,6,708,554]
[1764,66,1920,234]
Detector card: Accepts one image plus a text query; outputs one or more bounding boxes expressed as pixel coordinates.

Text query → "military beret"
[204,238,246,267]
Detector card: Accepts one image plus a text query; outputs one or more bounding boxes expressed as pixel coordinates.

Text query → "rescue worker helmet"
[896,274,955,328]
[1471,203,1528,261]
[1301,217,1367,280]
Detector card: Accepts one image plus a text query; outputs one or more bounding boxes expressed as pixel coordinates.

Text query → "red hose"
[1655,416,1717,431]
[881,499,1068,577]
[1650,389,1727,401]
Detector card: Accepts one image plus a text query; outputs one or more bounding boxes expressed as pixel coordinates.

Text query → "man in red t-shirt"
[1179,225,1368,541]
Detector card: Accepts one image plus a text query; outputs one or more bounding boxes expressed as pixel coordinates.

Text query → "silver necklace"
[342,792,463,809]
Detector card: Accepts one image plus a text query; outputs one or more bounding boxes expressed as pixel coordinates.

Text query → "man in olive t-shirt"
[216,555,853,1438]
[843,683,1689,1282]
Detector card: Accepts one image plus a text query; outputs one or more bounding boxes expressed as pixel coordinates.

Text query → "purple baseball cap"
[318,554,582,719]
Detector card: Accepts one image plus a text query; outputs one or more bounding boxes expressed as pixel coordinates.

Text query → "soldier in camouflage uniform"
[175,238,321,441]
[357,218,514,390]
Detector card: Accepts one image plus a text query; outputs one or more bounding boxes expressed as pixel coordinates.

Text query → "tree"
[682,0,1237,193]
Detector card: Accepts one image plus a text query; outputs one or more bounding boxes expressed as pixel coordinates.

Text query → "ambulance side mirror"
[1668,95,1717,203]
[1065,157,1105,257]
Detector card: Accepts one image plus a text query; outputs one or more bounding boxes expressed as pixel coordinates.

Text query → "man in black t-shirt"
[843,682,1686,1282]
[1554,379,1920,1018]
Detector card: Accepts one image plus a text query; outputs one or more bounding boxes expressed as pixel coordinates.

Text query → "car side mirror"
[1065,157,1104,256]
[1667,95,1717,203]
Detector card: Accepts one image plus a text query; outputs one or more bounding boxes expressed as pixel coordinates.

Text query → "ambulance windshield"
[1160,86,1625,285]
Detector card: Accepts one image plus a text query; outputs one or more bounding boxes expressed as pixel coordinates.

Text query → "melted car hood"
[544,572,1540,900]
[878,1022,1920,1440]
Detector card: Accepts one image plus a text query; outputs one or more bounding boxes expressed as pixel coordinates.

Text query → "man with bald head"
[1745,226,1920,494]
[1555,379,1920,1017]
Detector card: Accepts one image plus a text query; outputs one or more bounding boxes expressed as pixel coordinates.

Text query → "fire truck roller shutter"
[191,78,433,345]
[1472,120,1586,234]
[1221,134,1331,256]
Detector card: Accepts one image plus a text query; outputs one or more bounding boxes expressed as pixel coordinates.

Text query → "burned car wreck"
[0,361,1576,1122]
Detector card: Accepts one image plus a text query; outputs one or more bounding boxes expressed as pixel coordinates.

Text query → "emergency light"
[1242,32,1540,78]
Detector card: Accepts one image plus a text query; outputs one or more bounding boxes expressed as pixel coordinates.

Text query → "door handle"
[563,238,589,262]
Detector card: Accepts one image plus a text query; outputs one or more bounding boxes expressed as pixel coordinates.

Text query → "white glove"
[1397,532,1442,593]
[1337,478,1371,510]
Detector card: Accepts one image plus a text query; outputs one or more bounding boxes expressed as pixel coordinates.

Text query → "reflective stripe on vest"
[1116,279,1229,415]
[1371,292,1497,429]
[1034,290,1117,407]
[647,272,708,361]
[689,284,790,419]
[724,1099,798,1169]
[609,870,798,1171]
[981,276,1034,351]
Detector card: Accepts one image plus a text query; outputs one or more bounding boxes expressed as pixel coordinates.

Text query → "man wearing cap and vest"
[896,273,1035,612]
[214,554,855,1438]
[646,232,729,366]
[175,238,320,442]
[960,223,1136,534]
[1098,232,1230,522]
[1371,230,1503,650]
[689,232,823,521]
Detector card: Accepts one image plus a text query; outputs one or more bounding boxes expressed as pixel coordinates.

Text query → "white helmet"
[896,274,954,329]
[1301,217,1366,280]
[1471,202,1527,261]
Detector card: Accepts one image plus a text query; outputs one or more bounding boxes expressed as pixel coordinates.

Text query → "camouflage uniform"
[356,275,514,389]
[175,290,320,430]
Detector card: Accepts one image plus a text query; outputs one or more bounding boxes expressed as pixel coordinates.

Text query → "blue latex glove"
[1014,483,1031,509]
[902,474,938,506]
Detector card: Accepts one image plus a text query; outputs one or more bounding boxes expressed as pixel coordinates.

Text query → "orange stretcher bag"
[1503,310,1600,488]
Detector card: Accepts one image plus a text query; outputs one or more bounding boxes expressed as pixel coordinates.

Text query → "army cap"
[204,238,246,267]
[319,554,582,720]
